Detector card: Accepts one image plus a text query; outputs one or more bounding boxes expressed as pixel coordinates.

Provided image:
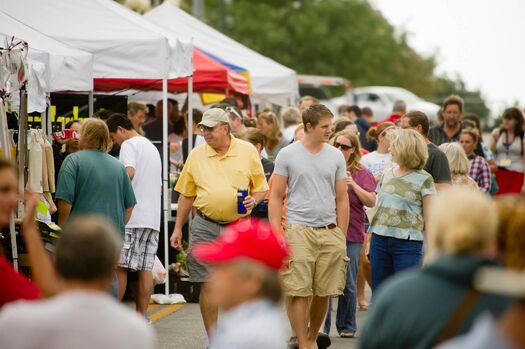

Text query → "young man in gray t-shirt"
[269,104,349,349]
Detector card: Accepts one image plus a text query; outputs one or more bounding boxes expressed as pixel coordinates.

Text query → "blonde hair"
[427,187,497,260]
[127,101,147,116]
[439,142,469,175]
[460,128,480,144]
[331,130,362,174]
[80,118,110,152]
[494,195,525,271]
[390,129,428,170]
[257,111,282,151]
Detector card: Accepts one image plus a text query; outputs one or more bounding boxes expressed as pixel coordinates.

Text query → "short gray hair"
[234,260,282,304]
[56,216,122,281]
[439,142,469,175]
[281,107,301,125]
[393,99,407,113]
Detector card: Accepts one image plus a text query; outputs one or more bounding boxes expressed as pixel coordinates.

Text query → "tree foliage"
[180,0,490,121]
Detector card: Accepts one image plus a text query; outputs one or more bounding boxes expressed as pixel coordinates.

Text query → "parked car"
[332,86,440,123]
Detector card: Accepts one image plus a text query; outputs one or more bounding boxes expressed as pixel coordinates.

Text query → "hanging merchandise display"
[0,36,28,102]
[1,34,59,274]
[25,129,55,193]
[0,34,29,271]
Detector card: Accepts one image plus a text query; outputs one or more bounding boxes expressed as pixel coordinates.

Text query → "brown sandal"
[340,332,354,338]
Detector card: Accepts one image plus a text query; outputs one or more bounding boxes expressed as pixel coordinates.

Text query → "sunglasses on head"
[225,106,242,120]
[334,142,353,151]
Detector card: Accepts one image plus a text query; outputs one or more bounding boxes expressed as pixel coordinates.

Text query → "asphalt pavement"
[150,293,370,349]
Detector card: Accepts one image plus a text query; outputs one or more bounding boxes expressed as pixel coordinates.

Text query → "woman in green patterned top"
[369,129,436,292]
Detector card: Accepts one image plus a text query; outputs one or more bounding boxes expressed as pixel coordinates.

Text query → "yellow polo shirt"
[175,136,269,222]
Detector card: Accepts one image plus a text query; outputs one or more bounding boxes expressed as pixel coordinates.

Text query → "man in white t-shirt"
[0,215,155,349]
[107,114,162,317]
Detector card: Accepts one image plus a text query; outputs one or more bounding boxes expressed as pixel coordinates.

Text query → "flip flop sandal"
[339,332,355,338]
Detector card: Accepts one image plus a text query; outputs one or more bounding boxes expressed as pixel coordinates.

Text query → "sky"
[371,0,525,115]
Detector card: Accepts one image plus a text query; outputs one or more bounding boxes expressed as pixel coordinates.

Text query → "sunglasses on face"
[334,142,353,151]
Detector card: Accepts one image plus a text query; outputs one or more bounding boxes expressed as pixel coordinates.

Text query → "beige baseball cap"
[475,267,525,299]
[198,108,230,128]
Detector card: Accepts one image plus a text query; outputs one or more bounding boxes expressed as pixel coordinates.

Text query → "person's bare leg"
[116,267,128,301]
[358,234,371,308]
[136,271,154,315]
[307,296,329,348]
[288,296,311,349]
[200,283,218,338]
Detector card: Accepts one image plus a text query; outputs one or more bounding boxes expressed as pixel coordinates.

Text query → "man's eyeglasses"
[334,142,353,151]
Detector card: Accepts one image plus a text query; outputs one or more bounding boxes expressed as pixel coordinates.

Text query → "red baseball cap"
[192,219,290,271]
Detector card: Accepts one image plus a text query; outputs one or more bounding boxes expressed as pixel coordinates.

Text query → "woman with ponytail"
[361,122,396,182]
[359,187,512,349]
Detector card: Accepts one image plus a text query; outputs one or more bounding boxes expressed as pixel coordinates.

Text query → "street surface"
[148,296,369,349]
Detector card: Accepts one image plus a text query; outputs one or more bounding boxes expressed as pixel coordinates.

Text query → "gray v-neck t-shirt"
[274,141,347,227]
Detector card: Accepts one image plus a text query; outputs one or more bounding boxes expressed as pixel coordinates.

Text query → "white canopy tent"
[145,2,298,107]
[0,0,192,81]
[0,11,93,93]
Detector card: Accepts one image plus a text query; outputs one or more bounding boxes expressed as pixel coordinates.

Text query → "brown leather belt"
[196,210,234,226]
[313,223,337,230]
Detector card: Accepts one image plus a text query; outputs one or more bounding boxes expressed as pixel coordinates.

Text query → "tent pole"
[162,78,170,296]
[18,88,28,218]
[46,93,52,140]
[188,75,193,154]
[88,91,94,117]
[188,41,194,154]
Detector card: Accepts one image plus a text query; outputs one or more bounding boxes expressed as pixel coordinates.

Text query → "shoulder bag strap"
[432,289,481,346]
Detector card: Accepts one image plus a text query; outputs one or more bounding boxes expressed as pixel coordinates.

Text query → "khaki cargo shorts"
[280,224,348,297]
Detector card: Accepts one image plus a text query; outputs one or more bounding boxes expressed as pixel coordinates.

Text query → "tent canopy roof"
[94,48,250,95]
[145,2,298,106]
[1,0,191,81]
[0,10,93,92]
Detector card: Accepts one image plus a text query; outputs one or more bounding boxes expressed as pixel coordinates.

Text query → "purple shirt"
[347,167,376,243]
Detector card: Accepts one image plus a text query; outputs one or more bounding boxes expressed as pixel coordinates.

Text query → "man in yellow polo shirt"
[170,108,268,338]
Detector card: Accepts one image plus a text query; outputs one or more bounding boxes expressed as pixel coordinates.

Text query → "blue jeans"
[324,241,362,334]
[370,234,422,292]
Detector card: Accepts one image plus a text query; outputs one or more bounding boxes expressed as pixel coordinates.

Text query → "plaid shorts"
[118,228,159,272]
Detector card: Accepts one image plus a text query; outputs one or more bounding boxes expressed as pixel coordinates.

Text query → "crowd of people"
[1,91,525,349]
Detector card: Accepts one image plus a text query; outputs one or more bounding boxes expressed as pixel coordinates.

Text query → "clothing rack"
[1,36,30,270]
